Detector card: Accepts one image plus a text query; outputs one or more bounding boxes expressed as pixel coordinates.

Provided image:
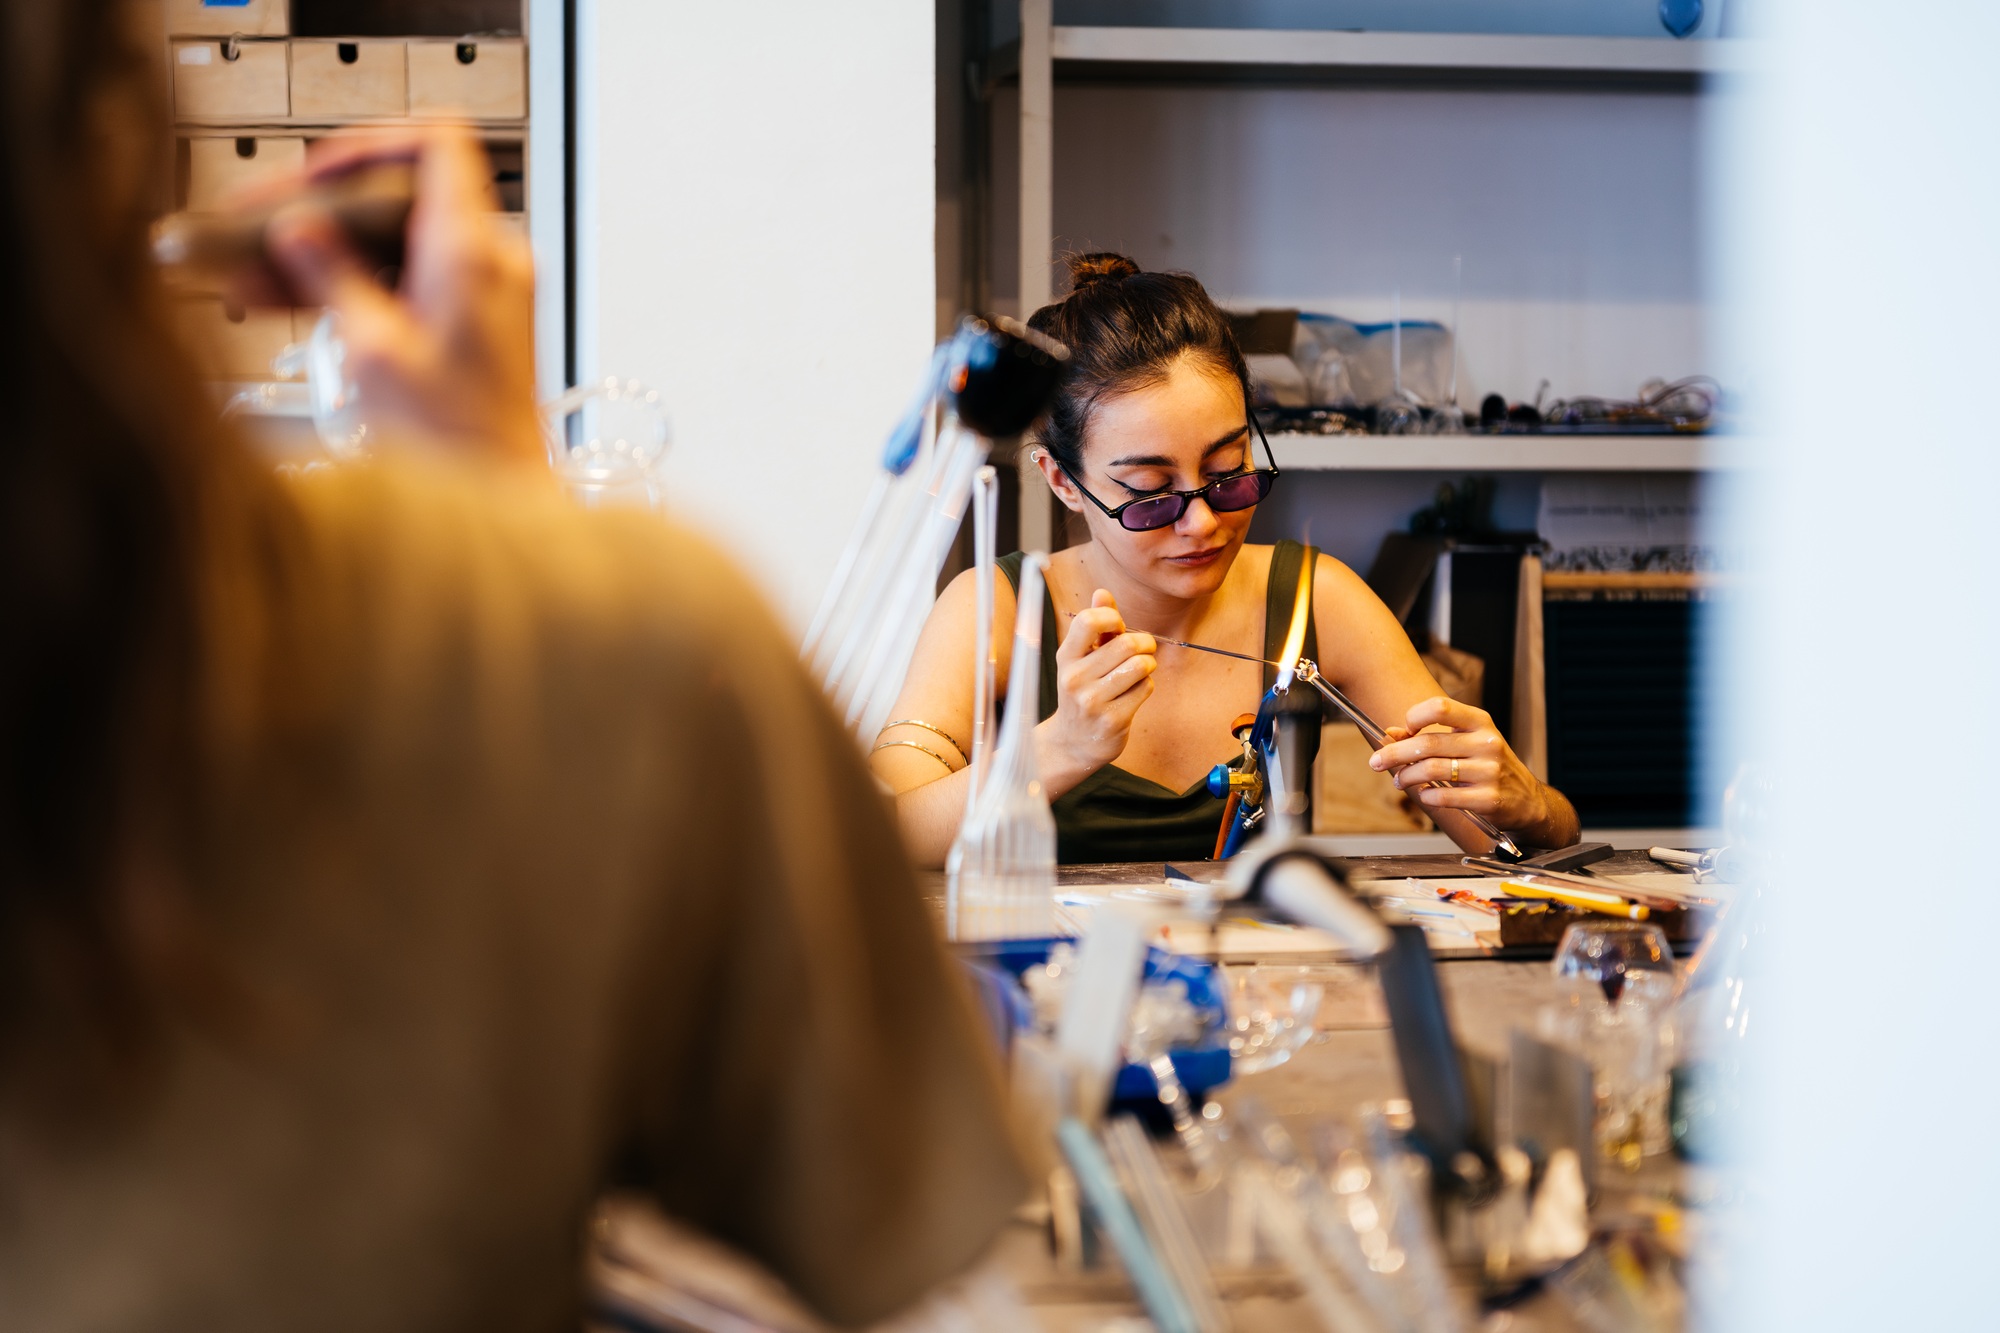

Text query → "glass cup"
[271,309,369,457]
[1375,393,1424,436]
[1423,403,1467,435]
[1540,922,1679,1169]
[543,377,672,512]
[1222,965,1325,1075]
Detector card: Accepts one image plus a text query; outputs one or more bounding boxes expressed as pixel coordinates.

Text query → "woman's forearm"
[1518,783,1581,850]
[1032,719,1102,803]
[894,765,978,868]
[892,721,1106,868]
[1434,780,1580,855]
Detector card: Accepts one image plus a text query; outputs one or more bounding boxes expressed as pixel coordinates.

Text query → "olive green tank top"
[996,540,1320,864]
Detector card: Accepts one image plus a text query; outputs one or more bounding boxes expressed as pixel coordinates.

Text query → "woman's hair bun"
[1067,252,1141,293]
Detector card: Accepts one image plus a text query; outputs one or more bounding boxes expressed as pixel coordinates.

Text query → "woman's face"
[1045,354,1259,600]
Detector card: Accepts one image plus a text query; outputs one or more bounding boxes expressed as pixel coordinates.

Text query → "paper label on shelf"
[1536,474,1734,573]
[178,45,214,64]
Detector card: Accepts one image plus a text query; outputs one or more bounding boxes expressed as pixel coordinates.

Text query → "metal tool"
[1649,844,1730,884]
[1515,841,1614,873]
[1461,857,1711,910]
[1157,636,1525,860]
[1221,839,1393,958]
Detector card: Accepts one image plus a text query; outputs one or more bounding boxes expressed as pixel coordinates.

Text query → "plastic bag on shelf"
[1292,313,1455,409]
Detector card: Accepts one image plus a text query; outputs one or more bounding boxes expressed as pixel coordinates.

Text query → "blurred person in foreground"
[0,3,1024,1329]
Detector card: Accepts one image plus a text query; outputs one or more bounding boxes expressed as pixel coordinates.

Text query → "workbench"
[592,851,1704,1332]
[976,850,1697,1331]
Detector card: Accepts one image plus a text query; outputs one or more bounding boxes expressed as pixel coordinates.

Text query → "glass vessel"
[965,466,999,803]
[1222,965,1326,1074]
[271,309,368,456]
[543,377,672,512]
[946,552,1056,941]
[1541,921,1680,1168]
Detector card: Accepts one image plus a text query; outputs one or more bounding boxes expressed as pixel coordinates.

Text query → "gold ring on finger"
[1450,758,1461,783]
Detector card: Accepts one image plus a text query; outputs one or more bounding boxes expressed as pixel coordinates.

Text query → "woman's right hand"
[242,126,545,468]
[1036,590,1157,793]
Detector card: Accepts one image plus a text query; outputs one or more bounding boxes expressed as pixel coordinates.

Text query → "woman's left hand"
[1368,697,1549,831]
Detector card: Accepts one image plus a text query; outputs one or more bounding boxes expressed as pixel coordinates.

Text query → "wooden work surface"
[1049,846,1678,887]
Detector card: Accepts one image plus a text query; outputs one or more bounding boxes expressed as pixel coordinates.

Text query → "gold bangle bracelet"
[870,739,960,771]
[879,718,968,758]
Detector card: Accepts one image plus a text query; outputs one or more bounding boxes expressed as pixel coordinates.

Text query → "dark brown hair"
[0,0,265,1094]
[1024,253,1250,472]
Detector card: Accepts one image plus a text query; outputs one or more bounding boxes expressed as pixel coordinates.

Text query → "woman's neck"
[1067,540,1251,641]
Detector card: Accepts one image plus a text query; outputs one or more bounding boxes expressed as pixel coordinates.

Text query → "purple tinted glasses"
[1057,419,1280,532]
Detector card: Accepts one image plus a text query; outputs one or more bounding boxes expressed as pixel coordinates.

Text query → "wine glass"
[1552,920,1675,1008]
[1222,965,1325,1075]
[544,377,672,512]
[1543,921,1679,1167]
[271,309,369,457]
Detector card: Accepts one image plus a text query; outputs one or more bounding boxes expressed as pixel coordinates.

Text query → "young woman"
[873,253,1579,866]
[0,8,1018,1325]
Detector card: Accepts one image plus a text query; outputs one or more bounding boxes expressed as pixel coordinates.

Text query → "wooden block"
[172,296,297,381]
[1495,899,1702,949]
[291,40,407,119]
[164,0,287,37]
[1313,721,1431,835]
[186,135,305,209]
[171,39,289,120]
[407,39,526,120]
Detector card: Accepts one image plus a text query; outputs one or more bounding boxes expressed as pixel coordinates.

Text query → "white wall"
[990,83,1705,406]
[1718,1,2000,1328]
[577,2,936,629]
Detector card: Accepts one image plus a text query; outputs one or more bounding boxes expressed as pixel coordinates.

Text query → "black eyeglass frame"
[1052,417,1282,533]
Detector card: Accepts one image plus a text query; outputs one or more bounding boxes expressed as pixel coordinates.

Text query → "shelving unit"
[1268,433,1732,472]
[155,1,542,387]
[968,7,1733,832]
[1007,25,1740,83]
[1002,6,1737,544]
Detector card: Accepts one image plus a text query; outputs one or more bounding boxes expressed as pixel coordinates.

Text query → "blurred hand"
[1369,696,1549,830]
[1035,589,1157,789]
[249,127,543,467]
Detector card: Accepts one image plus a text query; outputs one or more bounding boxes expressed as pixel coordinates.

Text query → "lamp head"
[948,316,1068,440]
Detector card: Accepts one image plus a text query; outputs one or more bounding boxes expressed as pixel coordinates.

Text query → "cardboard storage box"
[172,297,300,381]
[165,0,287,37]
[408,39,526,120]
[171,39,289,120]
[185,135,306,210]
[291,39,407,119]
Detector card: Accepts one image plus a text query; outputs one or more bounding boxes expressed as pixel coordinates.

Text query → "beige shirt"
[0,459,1025,1331]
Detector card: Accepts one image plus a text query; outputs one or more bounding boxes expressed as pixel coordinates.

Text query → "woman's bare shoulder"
[1311,549,1424,667]
[1310,550,1375,601]
[922,562,1020,683]
[937,563,1019,622]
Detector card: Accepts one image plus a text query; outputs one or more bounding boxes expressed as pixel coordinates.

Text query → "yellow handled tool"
[1497,879,1649,921]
